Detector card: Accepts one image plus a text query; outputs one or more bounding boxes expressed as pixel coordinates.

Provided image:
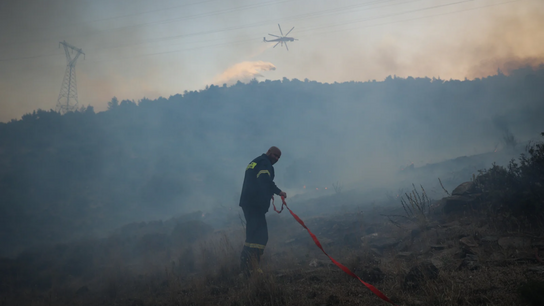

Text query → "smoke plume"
[212,61,276,86]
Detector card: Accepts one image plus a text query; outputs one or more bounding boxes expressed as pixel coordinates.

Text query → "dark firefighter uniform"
[239,153,282,274]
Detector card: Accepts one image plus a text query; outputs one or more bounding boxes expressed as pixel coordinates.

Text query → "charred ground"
[1,134,543,306]
[1,67,544,305]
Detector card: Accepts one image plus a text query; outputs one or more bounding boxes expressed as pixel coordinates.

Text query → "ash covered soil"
[2,183,544,306]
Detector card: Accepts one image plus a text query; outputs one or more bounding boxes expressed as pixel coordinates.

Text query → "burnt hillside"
[1,66,543,257]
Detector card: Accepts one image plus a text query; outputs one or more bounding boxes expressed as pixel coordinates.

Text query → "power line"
[295,0,476,34]
[2,0,294,47]
[87,0,520,64]
[7,0,220,34]
[304,0,520,38]
[0,0,524,64]
[86,0,523,62]
[0,0,450,52]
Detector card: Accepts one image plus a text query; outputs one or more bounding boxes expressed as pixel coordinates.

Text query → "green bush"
[474,132,544,218]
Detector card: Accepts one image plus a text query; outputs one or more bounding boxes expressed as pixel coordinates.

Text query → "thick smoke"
[1,1,543,122]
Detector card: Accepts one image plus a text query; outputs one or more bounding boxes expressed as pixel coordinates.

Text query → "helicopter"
[264,24,298,51]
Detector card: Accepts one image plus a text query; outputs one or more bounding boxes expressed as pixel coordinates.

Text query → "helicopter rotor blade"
[268,34,280,37]
[285,27,294,36]
[273,42,280,48]
[278,24,284,36]
[285,41,289,51]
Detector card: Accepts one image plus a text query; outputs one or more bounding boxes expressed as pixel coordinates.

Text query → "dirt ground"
[2,195,543,306]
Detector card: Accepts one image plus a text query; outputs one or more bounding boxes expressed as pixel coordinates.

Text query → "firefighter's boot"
[240,245,252,277]
[251,248,264,274]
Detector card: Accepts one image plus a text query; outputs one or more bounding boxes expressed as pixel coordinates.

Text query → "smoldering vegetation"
[1,66,544,305]
[1,134,543,305]
[1,65,543,257]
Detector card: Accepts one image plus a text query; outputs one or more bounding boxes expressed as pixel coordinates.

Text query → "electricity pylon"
[56,41,85,114]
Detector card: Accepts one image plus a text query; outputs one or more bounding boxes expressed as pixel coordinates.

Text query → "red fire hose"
[272,196,397,305]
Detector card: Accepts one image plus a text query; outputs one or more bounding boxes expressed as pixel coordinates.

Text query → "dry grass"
[1,204,543,306]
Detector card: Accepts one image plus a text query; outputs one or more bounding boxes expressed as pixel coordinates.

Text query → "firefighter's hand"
[279,191,287,198]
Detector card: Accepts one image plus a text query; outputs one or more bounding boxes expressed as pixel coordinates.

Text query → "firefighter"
[239,146,287,276]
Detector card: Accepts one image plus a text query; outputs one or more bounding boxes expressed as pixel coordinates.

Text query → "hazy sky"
[1,0,543,122]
